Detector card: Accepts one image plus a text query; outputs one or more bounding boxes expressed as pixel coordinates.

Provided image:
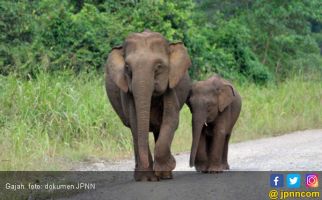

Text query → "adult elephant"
[105,31,192,181]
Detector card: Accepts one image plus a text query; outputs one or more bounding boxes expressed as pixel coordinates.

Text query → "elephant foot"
[207,165,224,173]
[194,161,208,173]
[134,170,159,182]
[154,154,176,172]
[155,171,173,180]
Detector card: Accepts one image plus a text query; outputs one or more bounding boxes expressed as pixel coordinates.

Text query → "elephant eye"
[155,63,162,71]
[215,88,221,94]
[154,63,163,76]
[125,63,130,70]
[125,64,132,77]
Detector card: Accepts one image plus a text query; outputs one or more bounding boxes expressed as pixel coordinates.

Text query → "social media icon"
[270,174,284,188]
[306,174,319,188]
[287,174,301,188]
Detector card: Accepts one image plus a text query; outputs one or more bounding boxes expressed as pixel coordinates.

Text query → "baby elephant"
[187,75,241,173]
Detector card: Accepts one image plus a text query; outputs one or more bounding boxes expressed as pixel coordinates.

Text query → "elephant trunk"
[190,110,207,167]
[132,74,153,170]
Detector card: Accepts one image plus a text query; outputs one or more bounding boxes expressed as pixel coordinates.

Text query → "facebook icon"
[270,174,284,188]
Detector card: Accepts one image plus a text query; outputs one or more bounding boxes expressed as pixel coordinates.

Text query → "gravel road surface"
[59,129,322,200]
[74,129,322,171]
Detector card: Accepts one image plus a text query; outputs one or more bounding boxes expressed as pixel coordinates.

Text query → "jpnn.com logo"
[269,173,320,200]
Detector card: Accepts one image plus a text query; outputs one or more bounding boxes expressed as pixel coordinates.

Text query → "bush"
[0,0,321,83]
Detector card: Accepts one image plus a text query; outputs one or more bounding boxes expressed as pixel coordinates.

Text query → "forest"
[0,0,321,170]
[1,0,321,82]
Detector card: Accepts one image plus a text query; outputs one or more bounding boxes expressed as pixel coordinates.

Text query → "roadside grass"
[233,78,322,142]
[0,73,321,170]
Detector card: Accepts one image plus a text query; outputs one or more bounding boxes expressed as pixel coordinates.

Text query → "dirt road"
[58,129,322,200]
[74,129,322,171]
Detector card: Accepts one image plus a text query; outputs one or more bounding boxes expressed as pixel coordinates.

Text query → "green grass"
[0,73,321,170]
[233,78,322,141]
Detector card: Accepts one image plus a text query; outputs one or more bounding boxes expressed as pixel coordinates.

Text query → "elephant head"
[188,75,236,167]
[106,31,191,169]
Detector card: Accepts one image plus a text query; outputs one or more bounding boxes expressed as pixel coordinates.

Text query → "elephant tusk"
[204,122,208,127]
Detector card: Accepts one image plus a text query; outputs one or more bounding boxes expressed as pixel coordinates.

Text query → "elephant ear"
[106,46,128,92]
[218,81,236,112]
[169,42,191,89]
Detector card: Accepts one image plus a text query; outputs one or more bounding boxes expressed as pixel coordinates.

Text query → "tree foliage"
[0,0,321,83]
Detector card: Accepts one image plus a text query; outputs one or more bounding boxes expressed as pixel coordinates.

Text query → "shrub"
[0,0,321,83]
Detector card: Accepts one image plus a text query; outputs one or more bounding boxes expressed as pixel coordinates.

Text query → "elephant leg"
[154,90,179,179]
[127,94,158,181]
[195,128,208,173]
[152,128,160,143]
[153,127,172,178]
[207,124,226,173]
[221,134,231,170]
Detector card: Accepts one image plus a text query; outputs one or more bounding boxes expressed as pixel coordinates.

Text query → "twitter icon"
[287,174,301,188]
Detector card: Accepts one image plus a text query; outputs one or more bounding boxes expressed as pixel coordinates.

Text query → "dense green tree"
[0,0,321,83]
